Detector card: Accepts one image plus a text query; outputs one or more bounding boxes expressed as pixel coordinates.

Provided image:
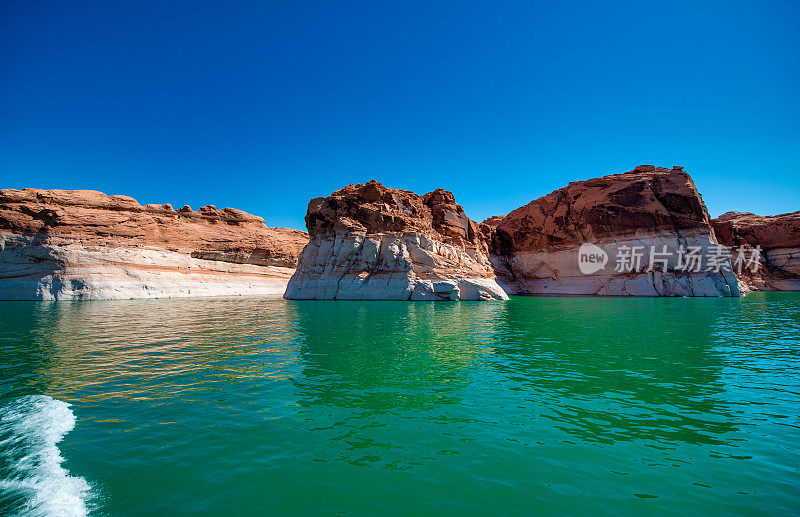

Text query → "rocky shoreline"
[1,166,797,300]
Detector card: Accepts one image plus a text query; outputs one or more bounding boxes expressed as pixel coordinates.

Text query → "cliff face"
[284,180,508,300]
[486,166,740,296]
[7,171,791,301]
[0,188,308,300]
[711,211,800,291]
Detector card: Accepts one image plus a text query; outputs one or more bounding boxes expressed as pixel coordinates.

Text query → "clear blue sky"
[1,1,798,230]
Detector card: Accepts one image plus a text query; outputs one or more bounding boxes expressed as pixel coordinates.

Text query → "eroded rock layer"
[284,181,508,300]
[0,188,308,300]
[486,166,740,296]
[711,211,800,291]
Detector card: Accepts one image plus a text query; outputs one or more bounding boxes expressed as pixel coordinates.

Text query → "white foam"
[0,395,93,516]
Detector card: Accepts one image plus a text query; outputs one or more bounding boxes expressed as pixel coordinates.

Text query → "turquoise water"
[1,294,799,516]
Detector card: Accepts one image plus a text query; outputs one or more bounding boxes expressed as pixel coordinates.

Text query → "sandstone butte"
[711,211,800,291]
[283,180,508,300]
[0,188,308,300]
[483,165,742,296]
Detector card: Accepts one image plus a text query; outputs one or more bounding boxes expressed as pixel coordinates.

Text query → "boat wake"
[0,395,93,516]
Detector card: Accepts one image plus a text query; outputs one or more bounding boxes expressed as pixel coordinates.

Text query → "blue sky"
[1,1,798,230]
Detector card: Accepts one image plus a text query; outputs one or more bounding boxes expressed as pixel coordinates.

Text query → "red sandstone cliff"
[711,211,800,291]
[0,188,307,267]
[0,188,308,300]
[484,165,740,296]
[285,180,507,300]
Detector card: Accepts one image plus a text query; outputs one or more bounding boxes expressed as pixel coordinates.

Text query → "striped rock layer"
[0,188,307,300]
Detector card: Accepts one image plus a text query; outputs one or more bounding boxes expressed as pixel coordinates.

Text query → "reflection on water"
[0,299,303,403]
[490,297,737,445]
[292,302,505,410]
[0,294,799,516]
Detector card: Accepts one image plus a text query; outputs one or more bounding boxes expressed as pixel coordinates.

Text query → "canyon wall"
[284,181,508,300]
[484,166,740,296]
[0,188,308,300]
[711,211,800,291]
[6,170,793,301]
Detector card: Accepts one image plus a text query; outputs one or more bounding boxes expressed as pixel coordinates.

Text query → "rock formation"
[485,165,740,296]
[0,188,308,300]
[284,180,508,300]
[711,211,800,291]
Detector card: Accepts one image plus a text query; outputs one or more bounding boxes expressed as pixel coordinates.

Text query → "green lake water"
[1,293,799,516]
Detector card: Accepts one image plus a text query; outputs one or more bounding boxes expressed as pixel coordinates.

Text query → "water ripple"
[0,293,798,515]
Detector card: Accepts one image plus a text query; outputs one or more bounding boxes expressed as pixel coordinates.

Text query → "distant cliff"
[711,211,800,291]
[0,188,308,300]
